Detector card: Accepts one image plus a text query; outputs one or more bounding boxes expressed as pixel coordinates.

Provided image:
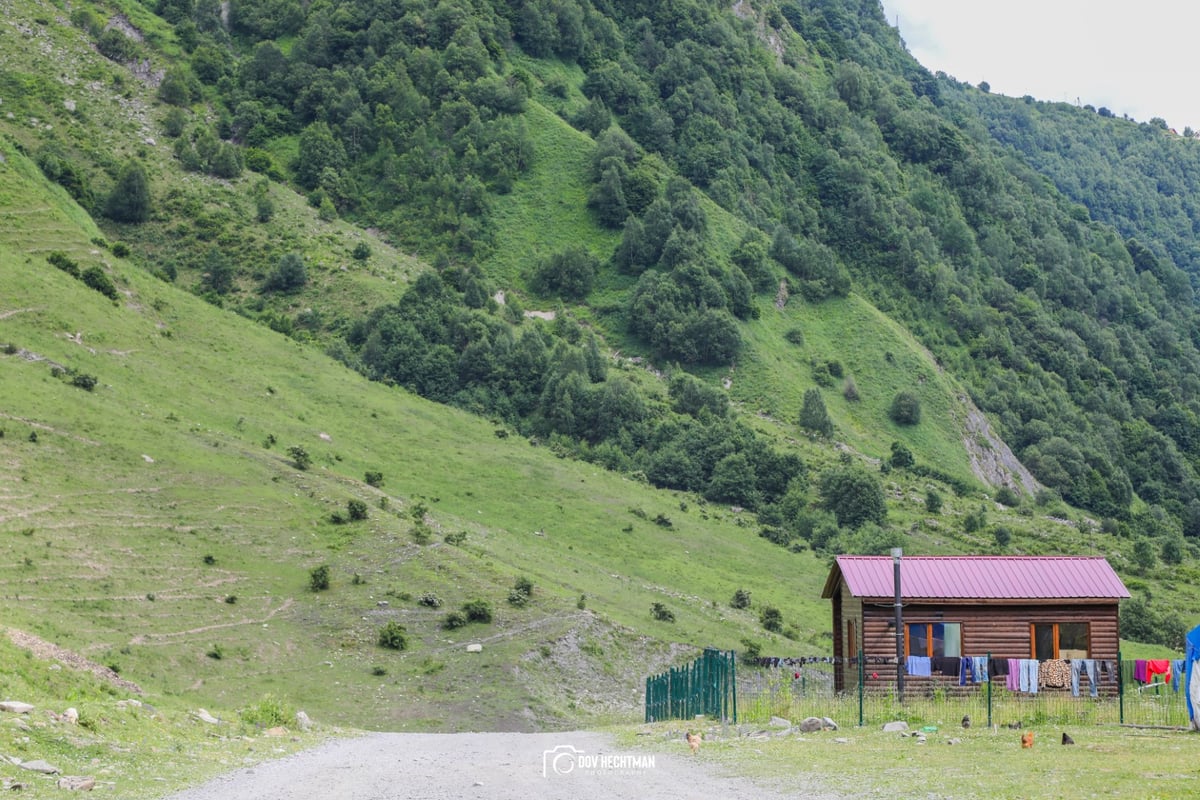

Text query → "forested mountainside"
[4,0,1200,664]
[217,0,1200,533]
[948,82,1200,283]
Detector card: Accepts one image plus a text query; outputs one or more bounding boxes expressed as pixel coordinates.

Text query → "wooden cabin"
[821,555,1130,693]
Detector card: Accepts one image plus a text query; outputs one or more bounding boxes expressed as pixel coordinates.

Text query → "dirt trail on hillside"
[161,731,845,800]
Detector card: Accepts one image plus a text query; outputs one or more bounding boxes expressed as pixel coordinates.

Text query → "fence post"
[1118,648,1124,725]
[731,650,738,723]
[858,655,864,728]
[986,651,992,729]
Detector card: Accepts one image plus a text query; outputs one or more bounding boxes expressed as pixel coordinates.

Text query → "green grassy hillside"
[1,138,839,730]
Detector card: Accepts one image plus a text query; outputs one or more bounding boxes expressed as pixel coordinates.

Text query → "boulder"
[19,759,60,774]
[62,707,79,724]
[797,717,824,733]
[0,701,34,714]
[57,776,96,791]
[466,643,483,653]
[882,721,909,733]
[822,717,839,731]
[192,709,220,724]
[295,711,312,731]
[768,716,791,728]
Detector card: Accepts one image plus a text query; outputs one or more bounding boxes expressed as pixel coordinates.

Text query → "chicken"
[1021,731,1034,749]
[1061,732,1075,745]
[686,731,702,755]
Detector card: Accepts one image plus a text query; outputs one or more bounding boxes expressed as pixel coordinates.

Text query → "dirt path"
[161,731,844,800]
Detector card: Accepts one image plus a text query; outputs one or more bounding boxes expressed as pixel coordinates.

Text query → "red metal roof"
[822,555,1130,601]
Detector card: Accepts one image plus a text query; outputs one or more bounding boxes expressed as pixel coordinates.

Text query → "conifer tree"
[104,160,151,223]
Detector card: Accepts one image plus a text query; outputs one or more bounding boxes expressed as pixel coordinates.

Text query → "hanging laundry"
[1134,659,1148,684]
[958,657,972,686]
[1069,659,1098,698]
[906,655,932,677]
[1006,659,1020,692]
[934,656,959,677]
[1146,659,1172,686]
[1040,659,1070,690]
[1018,659,1039,694]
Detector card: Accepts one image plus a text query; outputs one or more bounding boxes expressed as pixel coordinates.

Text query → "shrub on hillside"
[418,592,442,608]
[730,588,752,609]
[889,391,922,426]
[47,251,80,277]
[508,576,534,607]
[263,253,307,293]
[309,564,330,592]
[81,266,119,299]
[994,486,1020,507]
[241,694,291,728]
[70,373,98,391]
[760,606,784,633]
[377,621,408,650]
[463,599,493,623]
[651,602,675,622]
[531,246,598,300]
[288,445,311,471]
[889,441,914,468]
[347,499,368,521]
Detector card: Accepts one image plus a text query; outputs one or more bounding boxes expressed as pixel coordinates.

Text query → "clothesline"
[753,656,1190,699]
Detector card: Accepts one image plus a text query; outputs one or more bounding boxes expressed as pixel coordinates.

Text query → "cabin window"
[1031,622,1090,659]
[906,622,961,658]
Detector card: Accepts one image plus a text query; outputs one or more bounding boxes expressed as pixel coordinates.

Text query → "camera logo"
[542,744,582,777]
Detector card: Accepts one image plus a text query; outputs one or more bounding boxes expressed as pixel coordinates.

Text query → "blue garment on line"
[906,655,932,677]
[1070,659,1098,698]
[1019,659,1039,694]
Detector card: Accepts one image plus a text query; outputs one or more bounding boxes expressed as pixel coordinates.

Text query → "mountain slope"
[4,0,1200,733]
[1,137,845,729]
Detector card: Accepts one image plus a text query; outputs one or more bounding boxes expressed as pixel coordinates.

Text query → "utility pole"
[892,547,904,698]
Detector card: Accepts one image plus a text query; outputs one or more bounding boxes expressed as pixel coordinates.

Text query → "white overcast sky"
[879,0,1200,132]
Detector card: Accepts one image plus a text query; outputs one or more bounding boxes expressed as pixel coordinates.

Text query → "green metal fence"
[645,647,738,723]
[737,655,1190,729]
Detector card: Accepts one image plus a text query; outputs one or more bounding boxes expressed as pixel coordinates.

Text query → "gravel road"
[162,731,842,800]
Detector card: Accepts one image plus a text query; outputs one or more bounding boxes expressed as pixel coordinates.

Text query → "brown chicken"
[1021,731,1034,749]
[686,731,702,754]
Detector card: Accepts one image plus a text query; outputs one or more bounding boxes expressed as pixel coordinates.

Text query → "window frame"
[904,621,962,658]
[1030,621,1090,659]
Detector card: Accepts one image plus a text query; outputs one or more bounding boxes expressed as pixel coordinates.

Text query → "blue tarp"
[1185,625,1200,723]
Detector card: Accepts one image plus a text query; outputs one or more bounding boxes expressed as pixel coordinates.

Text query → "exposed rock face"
[960,396,1040,496]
